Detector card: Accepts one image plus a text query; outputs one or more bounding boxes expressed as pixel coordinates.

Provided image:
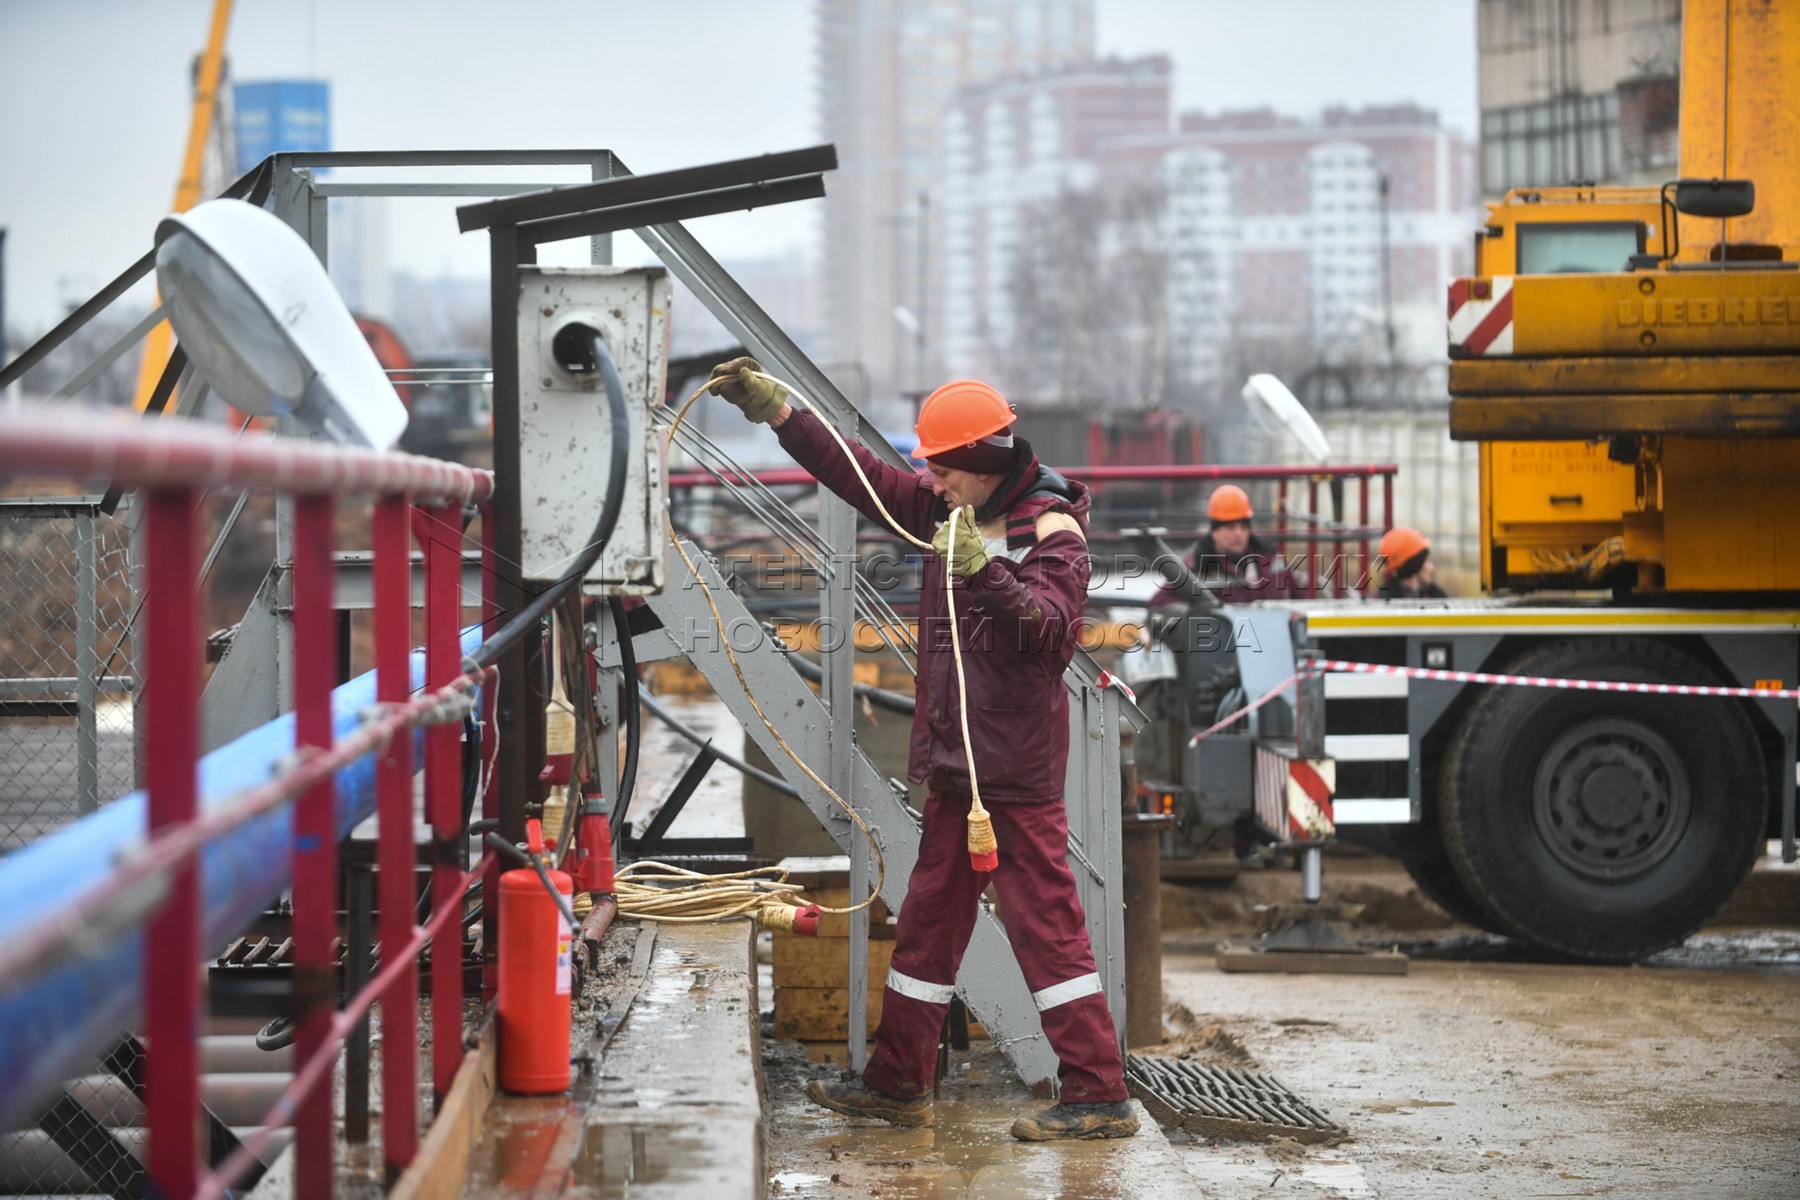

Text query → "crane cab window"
[1516,221,1643,274]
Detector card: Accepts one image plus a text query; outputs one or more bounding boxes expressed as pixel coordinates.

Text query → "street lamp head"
[154,199,407,449]
[1242,373,1332,465]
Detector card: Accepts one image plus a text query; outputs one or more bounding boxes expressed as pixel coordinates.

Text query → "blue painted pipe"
[0,627,485,1131]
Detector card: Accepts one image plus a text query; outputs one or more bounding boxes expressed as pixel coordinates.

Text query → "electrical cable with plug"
[671,369,1000,875]
[611,860,820,934]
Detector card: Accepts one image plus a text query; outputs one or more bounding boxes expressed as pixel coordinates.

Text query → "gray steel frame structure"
[0,148,1144,1094]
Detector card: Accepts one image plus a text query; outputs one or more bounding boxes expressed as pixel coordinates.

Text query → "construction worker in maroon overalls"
[708,360,1138,1141]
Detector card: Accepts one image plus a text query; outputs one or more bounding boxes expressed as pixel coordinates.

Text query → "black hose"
[608,597,640,849]
[776,642,916,716]
[470,327,631,670]
[633,685,801,799]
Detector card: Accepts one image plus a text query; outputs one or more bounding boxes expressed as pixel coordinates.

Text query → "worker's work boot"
[1010,1100,1140,1141]
[806,1077,934,1128]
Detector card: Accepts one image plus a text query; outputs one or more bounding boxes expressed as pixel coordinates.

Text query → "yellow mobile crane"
[1252,0,1796,961]
[1450,2,1800,591]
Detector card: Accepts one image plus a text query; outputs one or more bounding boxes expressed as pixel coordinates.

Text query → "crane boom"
[133,0,235,413]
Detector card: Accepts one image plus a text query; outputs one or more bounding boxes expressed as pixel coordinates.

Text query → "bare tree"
[998,183,1171,408]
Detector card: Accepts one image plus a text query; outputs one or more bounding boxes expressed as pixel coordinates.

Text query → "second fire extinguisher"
[497,818,575,1094]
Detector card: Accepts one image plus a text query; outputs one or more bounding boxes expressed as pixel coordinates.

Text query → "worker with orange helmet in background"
[1377,526,1447,599]
[706,358,1137,1142]
[1148,482,1294,607]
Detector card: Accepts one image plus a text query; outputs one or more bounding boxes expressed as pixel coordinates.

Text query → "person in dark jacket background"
[1377,526,1448,599]
[1148,483,1294,607]
[708,359,1136,1142]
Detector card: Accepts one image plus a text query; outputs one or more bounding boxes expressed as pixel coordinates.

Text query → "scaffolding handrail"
[667,460,1400,489]
[0,407,495,505]
[0,407,499,1198]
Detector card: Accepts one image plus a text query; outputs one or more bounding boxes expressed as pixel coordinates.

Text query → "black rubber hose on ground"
[608,596,641,850]
[632,685,801,800]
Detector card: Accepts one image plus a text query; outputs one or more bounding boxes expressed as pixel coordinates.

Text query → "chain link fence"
[0,498,138,854]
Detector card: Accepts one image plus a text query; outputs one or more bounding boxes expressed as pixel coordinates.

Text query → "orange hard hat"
[1207,484,1253,523]
[912,379,1016,459]
[1380,526,1431,570]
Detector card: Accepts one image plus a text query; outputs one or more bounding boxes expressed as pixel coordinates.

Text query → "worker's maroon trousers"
[859,789,1128,1104]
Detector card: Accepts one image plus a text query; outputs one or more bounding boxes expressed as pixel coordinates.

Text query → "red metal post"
[1306,479,1320,599]
[291,495,338,1200]
[143,487,201,1200]
[1383,471,1394,534]
[373,494,419,1179]
[419,504,465,1101]
[1275,478,1290,573]
[479,505,501,1005]
[1359,476,1372,596]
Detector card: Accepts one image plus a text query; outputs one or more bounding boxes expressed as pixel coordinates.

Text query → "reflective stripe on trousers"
[886,968,956,1005]
[859,791,1126,1104]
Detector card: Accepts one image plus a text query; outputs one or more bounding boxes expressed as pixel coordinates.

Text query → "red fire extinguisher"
[498,818,574,1094]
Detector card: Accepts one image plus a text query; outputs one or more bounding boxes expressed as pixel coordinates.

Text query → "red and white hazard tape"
[1306,659,1800,701]
[1186,658,1797,749]
[1186,673,1298,747]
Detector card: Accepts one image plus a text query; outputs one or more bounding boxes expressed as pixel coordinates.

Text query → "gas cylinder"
[497,819,574,1094]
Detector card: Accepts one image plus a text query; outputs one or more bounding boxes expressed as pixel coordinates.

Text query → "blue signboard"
[234,80,331,173]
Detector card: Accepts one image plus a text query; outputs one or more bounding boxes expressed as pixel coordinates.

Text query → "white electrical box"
[517,266,671,593]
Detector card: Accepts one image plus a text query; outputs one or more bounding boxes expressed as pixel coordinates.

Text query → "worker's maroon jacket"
[775,410,1092,803]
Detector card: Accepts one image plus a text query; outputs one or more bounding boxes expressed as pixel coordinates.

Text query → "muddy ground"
[763,849,1800,1198]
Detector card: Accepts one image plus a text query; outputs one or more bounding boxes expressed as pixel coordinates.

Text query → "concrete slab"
[577,921,763,1198]
[461,920,764,1199]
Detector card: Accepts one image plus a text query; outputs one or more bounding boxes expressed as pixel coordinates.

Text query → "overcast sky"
[0,0,1475,335]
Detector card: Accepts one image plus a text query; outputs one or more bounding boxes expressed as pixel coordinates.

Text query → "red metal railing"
[670,460,1399,598]
[0,408,498,1199]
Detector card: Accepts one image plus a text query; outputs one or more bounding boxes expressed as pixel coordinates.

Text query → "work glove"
[706,356,787,424]
[931,506,990,577]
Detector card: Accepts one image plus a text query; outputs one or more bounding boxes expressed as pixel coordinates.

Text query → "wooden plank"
[1160,857,1241,883]
[774,987,886,1041]
[807,912,896,940]
[1214,941,1408,976]
[772,936,894,987]
[387,1019,497,1200]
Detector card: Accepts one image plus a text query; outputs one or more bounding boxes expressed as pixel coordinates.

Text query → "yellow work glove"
[931,506,990,577]
[706,355,787,424]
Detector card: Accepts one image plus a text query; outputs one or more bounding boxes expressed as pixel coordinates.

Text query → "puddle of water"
[1296,1157,1374,1196]
[565,1120,742,1198]
[1362,1098,1456,1113]
[1400,929,1800,972]
[786,1104,1155,1199]
[482,1102,576,1196]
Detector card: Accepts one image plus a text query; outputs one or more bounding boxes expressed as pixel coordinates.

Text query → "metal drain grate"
[1125,1054,1347,1145]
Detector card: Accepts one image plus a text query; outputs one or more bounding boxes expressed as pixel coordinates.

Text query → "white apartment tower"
[938,81,1479,404]
[816,0,1094,417]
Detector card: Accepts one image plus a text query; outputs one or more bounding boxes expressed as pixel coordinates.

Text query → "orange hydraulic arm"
[133,0,235,413]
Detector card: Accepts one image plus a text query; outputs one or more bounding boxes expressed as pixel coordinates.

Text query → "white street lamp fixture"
[154,199,407,450]
[1242,373,1332,465]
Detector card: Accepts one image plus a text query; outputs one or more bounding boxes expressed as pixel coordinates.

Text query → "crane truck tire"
[1388,819,1503,933]
[1438,637,1766,962]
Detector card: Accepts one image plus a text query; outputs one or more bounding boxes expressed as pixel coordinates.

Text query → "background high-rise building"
[1477,0,1682,194]
[936,59,1478,411]
[938,56,1173,400]
[816,0,1095,421]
